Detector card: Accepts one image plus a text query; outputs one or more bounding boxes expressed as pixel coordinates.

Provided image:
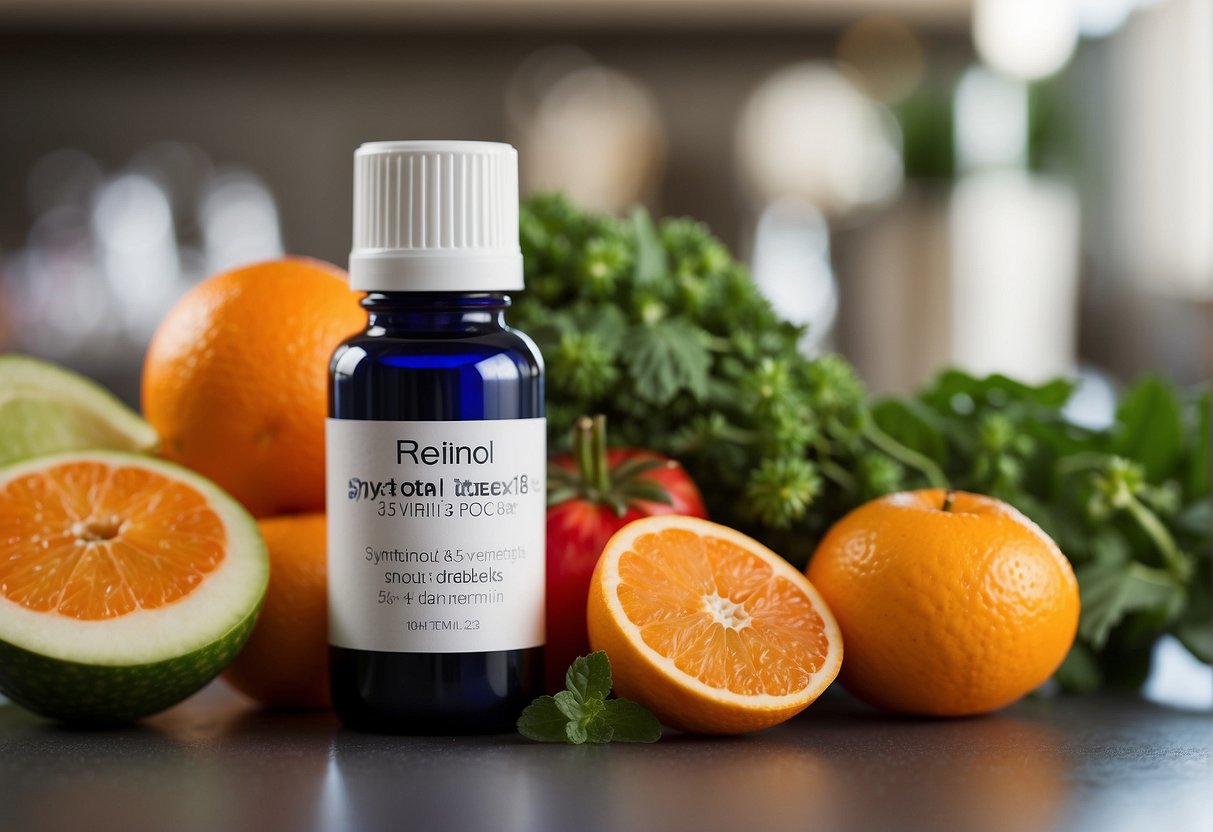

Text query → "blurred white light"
[1063,367,1117,430]
[92,173,182,337]
[736,63,902,220]
[200,170,284,274]
[1075,0,1136,37]
[1143,635,1213,711]
[954,67,1029,172]
[93,173,174,251]
[950,170,1081,382]
[751,198,837,355]
[973,0,1078,80]
[512,63,666,215]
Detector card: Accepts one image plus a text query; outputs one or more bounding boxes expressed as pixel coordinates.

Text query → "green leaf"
[565,651,612,703]
[517,696,571,743]
[632,207,668,286]
[1183,389,1209,498]
[603,699,662,743]
[1114,376,1183,483]
[553,690,584,721]
[1054,642,1101,693]
[1088,527,1132,566]
[1174,573,1211,663]
[623,481,676,506]
[1077,561,1186,648]
[919,370,1075,412]
[622,320,711,405]
[554,691,607,745]
[518,651,662,744]
[871,398,947,465]
[565,720,588,744]
[570,303,630,353]
[1176,501,1211,537]
[1176,622,1212,664]
[584,717,615,744]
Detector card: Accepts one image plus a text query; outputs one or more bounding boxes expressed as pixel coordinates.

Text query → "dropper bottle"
[326,141,545,733]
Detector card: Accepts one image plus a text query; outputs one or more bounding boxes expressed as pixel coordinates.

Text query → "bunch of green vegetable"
[515,194,1210,689]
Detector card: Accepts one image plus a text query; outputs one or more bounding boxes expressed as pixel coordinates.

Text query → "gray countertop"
[0,683,1208,832]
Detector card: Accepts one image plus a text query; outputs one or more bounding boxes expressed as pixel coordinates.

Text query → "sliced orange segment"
[0,451,267,724]
[0,461,228,619]
[588,516,843,734]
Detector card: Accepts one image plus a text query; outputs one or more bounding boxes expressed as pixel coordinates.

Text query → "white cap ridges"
[350,140,523,292]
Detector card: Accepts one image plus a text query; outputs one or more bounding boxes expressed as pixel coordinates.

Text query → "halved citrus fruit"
[587,516,843,734]
[0,451,267,723]
[0,353,158,466]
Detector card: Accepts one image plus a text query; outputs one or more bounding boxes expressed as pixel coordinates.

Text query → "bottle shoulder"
[331,327,543,377]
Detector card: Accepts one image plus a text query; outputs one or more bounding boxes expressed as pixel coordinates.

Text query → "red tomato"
[545,417,707,692]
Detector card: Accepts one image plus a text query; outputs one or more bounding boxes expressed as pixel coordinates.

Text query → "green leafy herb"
[623,320,712,406]
[517,652,661,744]
[517,194,1211,690]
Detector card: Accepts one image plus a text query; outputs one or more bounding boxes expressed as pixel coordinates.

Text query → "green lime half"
[0,450,268,723]
[0,353,158,465]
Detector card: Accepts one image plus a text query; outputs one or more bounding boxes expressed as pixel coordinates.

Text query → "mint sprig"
[518,651,661,744]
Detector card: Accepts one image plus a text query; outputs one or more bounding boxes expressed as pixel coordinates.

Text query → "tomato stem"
[553,415,678,516]
[574,416,597,496]
[590,414,612,496]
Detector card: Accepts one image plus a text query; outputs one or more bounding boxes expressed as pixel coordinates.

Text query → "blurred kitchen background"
[0,0,1209,411]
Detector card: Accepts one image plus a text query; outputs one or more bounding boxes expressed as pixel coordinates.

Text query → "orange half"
[0,451,266,670]
[587,516,843,734]
[0,460,227,620]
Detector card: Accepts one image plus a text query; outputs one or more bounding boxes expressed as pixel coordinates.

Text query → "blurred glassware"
[953,67,1028,172]
[950,63,1081,382]
[949,169,1080,382]
[750,198,837,356]
[93,172,182,341]
[199,169,284,276]
[1104,0,1212,302]
[841,50,1082,393]
[735,62,903,223]
[10,202,113,358]
[508,47,666,214]
[736,62,902,354]
[1,144,285,398]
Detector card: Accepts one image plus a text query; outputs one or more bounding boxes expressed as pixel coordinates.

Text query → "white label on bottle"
[326,418,546,653]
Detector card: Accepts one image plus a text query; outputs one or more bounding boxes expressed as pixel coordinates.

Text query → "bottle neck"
[361,292,511,333]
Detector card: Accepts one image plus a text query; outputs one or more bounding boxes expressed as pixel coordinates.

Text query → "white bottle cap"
[349,140,523,292]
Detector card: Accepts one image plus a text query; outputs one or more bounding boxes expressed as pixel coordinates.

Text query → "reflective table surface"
[1,683,1208,832]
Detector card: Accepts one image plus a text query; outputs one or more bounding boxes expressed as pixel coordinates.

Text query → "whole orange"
[223,513,329,708]
[806,489,1079,716]
[142,258,364,517]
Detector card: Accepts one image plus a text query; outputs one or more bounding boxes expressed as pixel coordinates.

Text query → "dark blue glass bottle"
[329,292,544,733]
